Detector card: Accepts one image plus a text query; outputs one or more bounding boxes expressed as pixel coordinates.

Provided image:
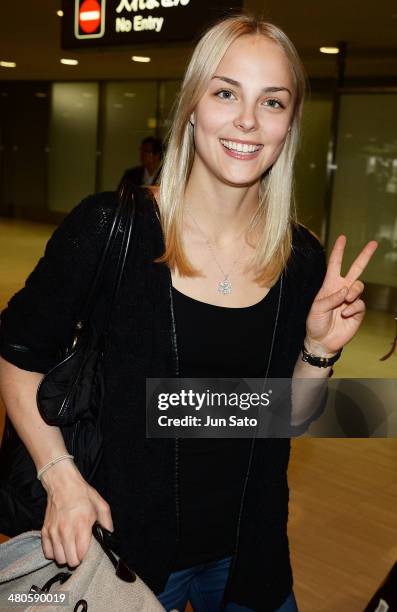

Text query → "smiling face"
[191,34,295,188]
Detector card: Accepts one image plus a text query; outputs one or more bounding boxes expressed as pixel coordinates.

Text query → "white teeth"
[220,139,261,153]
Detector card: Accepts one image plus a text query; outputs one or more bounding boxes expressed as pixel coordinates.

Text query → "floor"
[0,217,396,611]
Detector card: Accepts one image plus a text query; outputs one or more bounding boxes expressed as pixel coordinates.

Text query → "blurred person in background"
[118,136,163,188]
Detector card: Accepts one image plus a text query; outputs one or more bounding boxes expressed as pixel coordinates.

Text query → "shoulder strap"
[102,183,135,335]
[76,182,136,330]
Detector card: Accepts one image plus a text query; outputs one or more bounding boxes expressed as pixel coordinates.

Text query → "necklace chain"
[187,206,251,295]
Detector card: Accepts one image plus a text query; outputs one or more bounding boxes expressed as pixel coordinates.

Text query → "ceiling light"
[132,55,151,63]
[0,61,16,68]
[319,47,340,55]
[57,10,64,17]
[60,58,79,66]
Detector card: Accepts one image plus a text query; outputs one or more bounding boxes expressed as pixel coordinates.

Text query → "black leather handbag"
[0,184,136,537]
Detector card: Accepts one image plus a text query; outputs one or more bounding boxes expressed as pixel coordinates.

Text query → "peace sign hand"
[305,235,378,357]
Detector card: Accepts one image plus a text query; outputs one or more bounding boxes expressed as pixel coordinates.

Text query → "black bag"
[0,184,136,536]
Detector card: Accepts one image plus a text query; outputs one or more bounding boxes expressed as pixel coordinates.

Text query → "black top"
[171,284,280,568]
[0,188,327,611]
[172,283,280,378]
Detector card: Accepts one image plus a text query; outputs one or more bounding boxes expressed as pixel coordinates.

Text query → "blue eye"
[264,98,284,109]
[215,89,236,100]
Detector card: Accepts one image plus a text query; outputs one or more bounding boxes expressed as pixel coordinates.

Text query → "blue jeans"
[157,556,298,611]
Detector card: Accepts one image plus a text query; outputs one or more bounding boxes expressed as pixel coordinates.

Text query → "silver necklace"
[187,207,249,295]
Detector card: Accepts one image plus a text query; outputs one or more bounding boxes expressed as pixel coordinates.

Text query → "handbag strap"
[101,184,135,340]
[80,183,135,324]
[70,183,136,347]
[34,523,136,595]
[92,522,136,582]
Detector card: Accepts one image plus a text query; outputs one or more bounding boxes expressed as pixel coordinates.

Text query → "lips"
[219,138,263,161]
[220,139,263,154]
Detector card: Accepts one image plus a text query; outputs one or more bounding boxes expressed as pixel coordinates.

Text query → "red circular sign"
[79,0,101,34]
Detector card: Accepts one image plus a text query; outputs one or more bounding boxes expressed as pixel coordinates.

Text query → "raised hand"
[305,235,378,356]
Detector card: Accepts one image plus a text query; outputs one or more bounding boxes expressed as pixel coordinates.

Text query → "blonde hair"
[156,14,306,285]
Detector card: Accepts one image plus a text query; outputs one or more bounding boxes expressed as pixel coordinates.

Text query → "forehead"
[213,34,293,90]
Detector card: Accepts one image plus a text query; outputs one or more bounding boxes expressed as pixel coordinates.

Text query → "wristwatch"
[301,345,342,368]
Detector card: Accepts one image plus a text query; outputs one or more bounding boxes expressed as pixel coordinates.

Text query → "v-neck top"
[171,279,280,569]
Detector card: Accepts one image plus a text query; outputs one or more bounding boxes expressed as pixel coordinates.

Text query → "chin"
[216,159,273,187]
[219,170,265,188]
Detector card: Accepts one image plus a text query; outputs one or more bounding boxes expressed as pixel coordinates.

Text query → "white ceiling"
[0,0,397,81]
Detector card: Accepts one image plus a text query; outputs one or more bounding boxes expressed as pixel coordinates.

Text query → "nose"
[233,102,258,132]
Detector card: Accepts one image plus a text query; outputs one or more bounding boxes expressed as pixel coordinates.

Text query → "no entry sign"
[75,0,106,39]
[79,0,102,34]
[63,0,243,47]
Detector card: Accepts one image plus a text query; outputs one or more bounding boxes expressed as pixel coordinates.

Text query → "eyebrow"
[212,75,292,96]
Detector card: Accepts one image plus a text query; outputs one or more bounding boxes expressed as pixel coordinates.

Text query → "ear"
[189,112,195,126]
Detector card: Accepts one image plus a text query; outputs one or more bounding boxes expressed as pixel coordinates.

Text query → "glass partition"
[328,93,397,287]
[48,82,99,213]
[158,80,181,141]
[295,93,333,240]
[99,81,158,192]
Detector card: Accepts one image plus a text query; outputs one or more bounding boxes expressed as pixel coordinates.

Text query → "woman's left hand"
[305,235,378,356]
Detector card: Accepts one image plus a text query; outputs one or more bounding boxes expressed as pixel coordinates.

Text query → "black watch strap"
[301,345,342,368]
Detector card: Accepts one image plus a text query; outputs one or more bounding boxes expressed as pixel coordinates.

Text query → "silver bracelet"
[37,454,74,481]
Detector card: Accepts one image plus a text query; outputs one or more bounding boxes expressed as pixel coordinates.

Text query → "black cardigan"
[0,188,326,611]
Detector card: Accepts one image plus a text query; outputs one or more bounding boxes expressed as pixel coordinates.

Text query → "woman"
[0,14,377,612]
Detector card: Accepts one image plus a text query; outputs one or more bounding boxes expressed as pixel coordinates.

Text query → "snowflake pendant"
[218,277,232,295]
